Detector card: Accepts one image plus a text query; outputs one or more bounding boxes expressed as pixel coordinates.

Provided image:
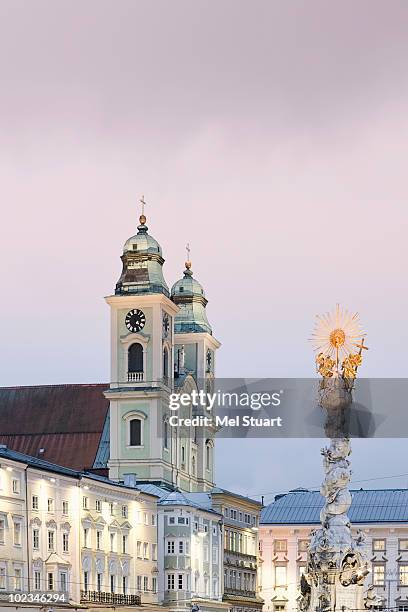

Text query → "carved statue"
[364,585,384,609]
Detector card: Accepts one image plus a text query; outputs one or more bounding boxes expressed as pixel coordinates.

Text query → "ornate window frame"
[123,410,147,448]
[205,438,214,472]
[120,333,150,382]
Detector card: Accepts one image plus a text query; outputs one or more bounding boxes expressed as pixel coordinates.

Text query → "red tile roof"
[0,384,109,470]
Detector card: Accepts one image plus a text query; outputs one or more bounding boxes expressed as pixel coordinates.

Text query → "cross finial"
[138,195,147,227]
[353,337,369,355]
[185,242,192,271]
[140,195,146,216]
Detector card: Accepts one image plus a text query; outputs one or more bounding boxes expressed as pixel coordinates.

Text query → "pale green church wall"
[119,402,151,459]
[179,476,190,490]
[117,306,154,381]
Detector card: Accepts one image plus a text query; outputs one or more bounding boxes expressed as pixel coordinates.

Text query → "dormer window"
[132,244,138,250]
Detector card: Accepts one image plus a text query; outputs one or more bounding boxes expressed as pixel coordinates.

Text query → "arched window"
[128,343,143,376]
[206,440,212,471]
[163,420,169,449]
[163,347,169,380]
[129,418,142,447]
[192,455,196,475]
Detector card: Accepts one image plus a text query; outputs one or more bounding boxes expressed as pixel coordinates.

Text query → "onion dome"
[171,259,212,334]
[115,214,169,296]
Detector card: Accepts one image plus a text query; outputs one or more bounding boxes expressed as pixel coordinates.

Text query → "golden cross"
[140,195,146,216]
[186,243,191,260]
[353,338,369,355]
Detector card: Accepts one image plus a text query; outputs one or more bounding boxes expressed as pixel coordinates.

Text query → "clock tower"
[105,210,179,485]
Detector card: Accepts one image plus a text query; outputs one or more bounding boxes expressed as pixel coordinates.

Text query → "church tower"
[106,205,219,492]
[105,205,179,484]
[170,251,220,491]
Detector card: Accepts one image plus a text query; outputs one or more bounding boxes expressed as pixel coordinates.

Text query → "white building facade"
[259,488,408,612]
[136,485,229,612]
[0,454,27,599]
[0,446,159,609]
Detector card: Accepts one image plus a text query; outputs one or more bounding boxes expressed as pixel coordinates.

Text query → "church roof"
[0,383,109,471]
[123,229,163,256]
[261,488,408,525]
[171,265,212,334]
[115,216,169,296]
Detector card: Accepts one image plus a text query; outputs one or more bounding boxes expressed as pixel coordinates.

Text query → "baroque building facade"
[259,488,408,612]
[0,446,158,608]
[0,453,26,598]
[211,489,263,612]
[106,213,218,492]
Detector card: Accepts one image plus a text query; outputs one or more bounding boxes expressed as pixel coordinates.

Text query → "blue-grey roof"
[0,446,159,497]
[261,488,408,525]
[160,490,221,516]
[211,486,262,507]
[171,270,206,299]
[123,229,163,256]
[171,268,212,334]
[160,490,193,506]
[115,220,169,296]
[93,412,110,468]
[184,491,213,509]
[136,484,221,515]
[0,446,81,477]
[136,483,173,499]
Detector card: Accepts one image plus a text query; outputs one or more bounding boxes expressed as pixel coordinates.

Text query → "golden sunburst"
[310,304,366,367]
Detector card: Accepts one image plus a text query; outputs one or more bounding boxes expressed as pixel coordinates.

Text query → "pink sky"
[0,0,407,495]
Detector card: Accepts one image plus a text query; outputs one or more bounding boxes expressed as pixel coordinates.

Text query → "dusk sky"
[1,1,407,502]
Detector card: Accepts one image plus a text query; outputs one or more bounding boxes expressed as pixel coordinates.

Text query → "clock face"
[125,309,146,333]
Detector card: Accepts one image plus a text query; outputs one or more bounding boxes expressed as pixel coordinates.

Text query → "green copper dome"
[171,264,212,334]
[123,225,163,256]
[115,216,169,296]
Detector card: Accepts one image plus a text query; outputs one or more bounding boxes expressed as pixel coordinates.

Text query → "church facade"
[105,211,219,491]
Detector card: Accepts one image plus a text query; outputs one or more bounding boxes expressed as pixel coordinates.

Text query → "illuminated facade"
[0,212,262,612]
[0,453,27,599]
[259,489,408,612]
[0,447,158,608]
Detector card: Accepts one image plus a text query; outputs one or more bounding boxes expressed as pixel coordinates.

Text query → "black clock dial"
[125,309,146,333]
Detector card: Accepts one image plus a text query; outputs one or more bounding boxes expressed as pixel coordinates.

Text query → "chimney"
[123,473,138,488]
